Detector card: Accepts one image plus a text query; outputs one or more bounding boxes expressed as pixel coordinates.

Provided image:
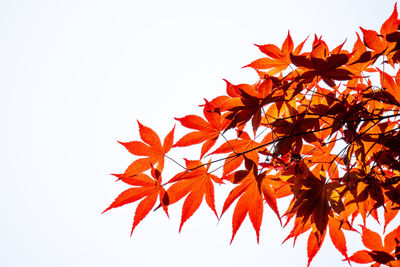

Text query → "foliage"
[105,4,400,266]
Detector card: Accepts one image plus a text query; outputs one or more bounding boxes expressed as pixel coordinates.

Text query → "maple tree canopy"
[105,4,400,266]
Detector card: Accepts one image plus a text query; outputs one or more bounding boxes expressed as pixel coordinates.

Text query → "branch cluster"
[105,4,400,266]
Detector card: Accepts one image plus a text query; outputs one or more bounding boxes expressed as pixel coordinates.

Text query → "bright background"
[0,1,398,266]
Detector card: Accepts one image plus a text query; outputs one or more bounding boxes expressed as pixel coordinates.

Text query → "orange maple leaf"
[119,121,174,175]
[163,159,222,231]
[210,130,261,176]
[245,31,307,75]
[358,3,400,65]
[103,167,168,235]
[222,167,280,243]
[173,101,224,158]
[349,225,400,266]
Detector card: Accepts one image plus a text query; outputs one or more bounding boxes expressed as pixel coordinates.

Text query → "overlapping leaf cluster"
[105,4,400,266]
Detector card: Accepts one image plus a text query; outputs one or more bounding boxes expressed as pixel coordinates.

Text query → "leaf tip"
[229,235,235,245]
[130,226,135,237]
[101,206,110,214]
[359,26,367,34]
[111,173,123,182]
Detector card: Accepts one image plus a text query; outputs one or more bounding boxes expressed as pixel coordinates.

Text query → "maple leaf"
[269,109,320,155]
[163,159,222,231]
[219,79,277,132]
[290,49,353,87]
[359,27,387,55]
[103,167,168,235]
[349,226,400,266]
[173,100,224,158]
[300,142,340,179]
[283,213,350,266]
[245,31,307,75]
[221,167,280,243]
[347,33,378,82]
[119,121,175,175]
[380,3,400,37]
[282,161,342,239]
[210,130,261,176]
[359,4,400,65]
[341,168,387,225]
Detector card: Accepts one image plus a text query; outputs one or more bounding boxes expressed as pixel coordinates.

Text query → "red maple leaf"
[290,48,353,87]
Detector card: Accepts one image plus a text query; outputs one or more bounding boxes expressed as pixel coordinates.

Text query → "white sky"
[1,1,398,266]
